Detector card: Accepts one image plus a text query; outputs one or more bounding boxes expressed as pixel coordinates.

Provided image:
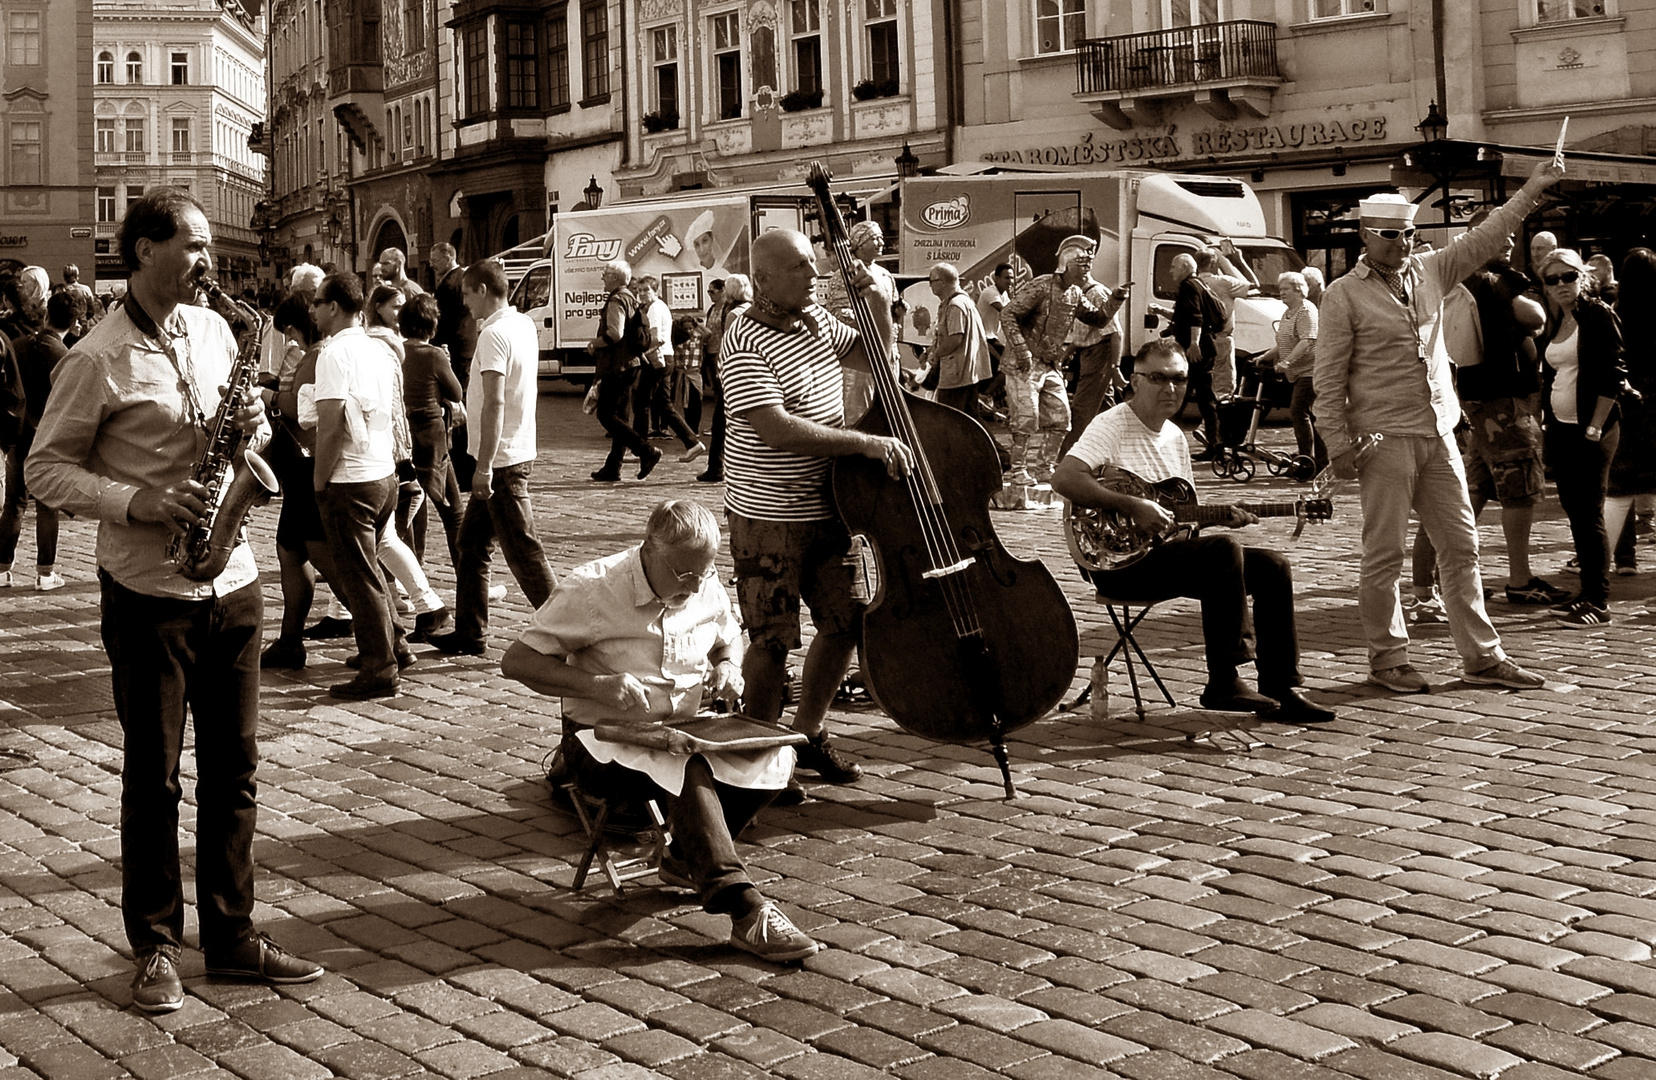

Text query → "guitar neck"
[1175,502,1302,524]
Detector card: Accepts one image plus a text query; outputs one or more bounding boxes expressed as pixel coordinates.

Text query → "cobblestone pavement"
[3,390,1656,1080]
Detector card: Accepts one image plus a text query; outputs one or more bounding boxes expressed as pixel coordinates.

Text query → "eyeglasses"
[1543,270,1580,286]
[1366,227,1417,242]
[1135,371,1189,387]
[651,545,718,589]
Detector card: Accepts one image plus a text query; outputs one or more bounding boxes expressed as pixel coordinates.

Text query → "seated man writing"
[501,499,818,962]
[1051,339,1335,725]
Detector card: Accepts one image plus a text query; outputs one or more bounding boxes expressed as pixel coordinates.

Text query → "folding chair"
[1070,594,1177,719]
[548,719,673,895]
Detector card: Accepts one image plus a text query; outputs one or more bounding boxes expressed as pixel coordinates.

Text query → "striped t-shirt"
[720,304,859,521]
[1067,402,1194,486]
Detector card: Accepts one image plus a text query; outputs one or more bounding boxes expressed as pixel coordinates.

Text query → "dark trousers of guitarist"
[1087,534,1306,698]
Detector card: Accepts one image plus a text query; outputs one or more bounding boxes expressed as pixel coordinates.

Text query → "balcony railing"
[1077,20,1279,95]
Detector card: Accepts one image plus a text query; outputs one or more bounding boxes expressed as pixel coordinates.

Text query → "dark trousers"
[452,461,558,644]
[0,439,59,567]
[564,734,772,914]
[1547,420,1620,606]
[1088,533,1302,693]
[318,475,403,681]
[633,364,659,437]
[410,416,463,568]
[100,573,261,957]
[1060,335,1122,455]
[597,368,651,473]
[649,366,699,448]
[1289,376,1328,467]
[703,356,727,480]
[1188,359,1221,449]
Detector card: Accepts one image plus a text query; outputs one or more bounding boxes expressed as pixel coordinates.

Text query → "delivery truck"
[508,180,893,383]
[893,167,1304,363]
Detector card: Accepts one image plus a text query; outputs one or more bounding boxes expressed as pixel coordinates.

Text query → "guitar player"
[1052,338,1336,725]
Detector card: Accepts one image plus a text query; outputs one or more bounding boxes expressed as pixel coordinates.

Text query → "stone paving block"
[1594,1020,1656,1057]
[1373,994,1513,1039]
[1203,1008,1356,1061]
[734,999,853,1044]
[892,1057,1002,1080]
[918,956,1051,998]
[1185,972,1317,1016]
[414,1037,521,1078]
[214,1041,335,1080]
[24,1042,130,1080]
[310,1038,426,1079]
[770,1050,897,1080]
[657,1050,776,1080]
[1477,990,1605,1034]
[602,1028,704,1068]
[1388,1031,1526,1079]
[545,1002,651,1043]
[1592,992,1656,1026]
[1484,1021,1622,1072]
[1319,1045,1469,1080]
[915,1024,1049,1070]
[1099,1010,1251,1064]
[1213,1047,1351,1080]
[510,1034,624,1075]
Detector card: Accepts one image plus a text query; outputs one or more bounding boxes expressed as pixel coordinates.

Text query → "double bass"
[809,164,1079,799]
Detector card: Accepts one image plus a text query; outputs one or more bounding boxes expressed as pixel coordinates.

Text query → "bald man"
[718,228,913,793]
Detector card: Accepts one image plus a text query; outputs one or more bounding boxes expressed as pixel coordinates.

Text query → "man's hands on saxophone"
[128,381,266,538]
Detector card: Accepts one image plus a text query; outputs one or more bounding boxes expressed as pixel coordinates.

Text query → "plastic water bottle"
[1089,657,1109,721]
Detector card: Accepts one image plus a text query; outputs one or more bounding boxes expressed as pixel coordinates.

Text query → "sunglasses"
[1366,227,1417,242]
[1543,270,1580,286]
[1135,371,1189,387]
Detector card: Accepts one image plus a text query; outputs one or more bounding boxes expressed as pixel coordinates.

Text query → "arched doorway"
[372,218,409,261]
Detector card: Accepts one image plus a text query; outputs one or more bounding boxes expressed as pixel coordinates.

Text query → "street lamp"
[584,175,603,209]
[894,142,920,179]
[1416,102,1448,144]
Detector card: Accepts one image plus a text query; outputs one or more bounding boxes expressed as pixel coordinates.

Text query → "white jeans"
[1357,433,1505,672]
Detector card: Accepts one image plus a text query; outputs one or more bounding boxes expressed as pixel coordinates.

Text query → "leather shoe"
[260,639,306,670]
[591,469,621,482]
[302,615,354,640]
[638,447,663,480]
[696,471,724,483]
[346,651,416,671]
[329,674,399,700]
[131,949,184,1013]
[1265,688,1337,724]
[1198,680,1280,714]
[409,608,450,642]
[427,631,487,656]
[770,778,808,806]
[206,933,323,985]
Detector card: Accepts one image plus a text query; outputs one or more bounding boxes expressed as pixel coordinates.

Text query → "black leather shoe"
[260,639,306,670]
[131,949,184,1013]
[206,934,323,984]
[329,674,400,700]
[770,777,808,806]
[795,733,862,784]
[346,651,416,671]
[696,471,724,483]
[427,631,487,656]
[638,447,663,480]
[409,608,450,642]
[591,469,621,482]
[302,616,354,640]
[1265,688,1337,724]
[1198,680,1280,714]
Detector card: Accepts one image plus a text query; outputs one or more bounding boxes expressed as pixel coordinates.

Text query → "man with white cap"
[999,234,1120,484]
[1315,158,1563,694]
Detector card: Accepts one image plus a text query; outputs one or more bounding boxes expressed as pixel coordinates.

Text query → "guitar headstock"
[1301,498,1334,521]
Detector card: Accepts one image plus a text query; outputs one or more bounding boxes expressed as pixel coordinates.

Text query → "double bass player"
[719,228,914,793]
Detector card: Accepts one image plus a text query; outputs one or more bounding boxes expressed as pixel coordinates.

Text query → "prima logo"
[919,196,970,230]
[564,233,624,261]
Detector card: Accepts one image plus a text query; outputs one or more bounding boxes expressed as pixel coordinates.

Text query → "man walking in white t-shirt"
[429,260,558,655]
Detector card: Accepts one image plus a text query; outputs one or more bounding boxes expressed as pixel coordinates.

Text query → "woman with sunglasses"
[1535,247,1628,626]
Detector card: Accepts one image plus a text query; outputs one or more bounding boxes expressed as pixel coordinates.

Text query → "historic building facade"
[2,0,94,284]
[92,0,265,292]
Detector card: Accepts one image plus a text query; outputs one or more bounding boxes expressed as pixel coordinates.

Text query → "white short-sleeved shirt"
[644,296,674,362]
[976,284,1007,342]
[1066,402,1195,486]
[720,304,859,521]
[313,326,399,483]
[468,304,540,469]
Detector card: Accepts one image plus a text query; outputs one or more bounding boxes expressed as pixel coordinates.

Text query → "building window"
[170,50,189,84]
[403,0,424,51]
[791,0,822,94]
[463,25,489,116]
[712,11,741,120]
[402,108,413,159]
[652,26,678,122]
[8,121,42,184]
[1164,0,1222,24]
[126,184,145,211]
[97,186,117,222]
[1311,0,1378,15]
[97,50,114,83]
[171,118,191,162]
[96,117,116,153]
[7,11,41,66]
[581,1,609,100]
[547,4,570,108]
[1536,1,1608,21]
[865,0,898,89]
[505,20,538,110]
[1035,0,1085,53]
[125,117,146,154]
[126,50,142,83]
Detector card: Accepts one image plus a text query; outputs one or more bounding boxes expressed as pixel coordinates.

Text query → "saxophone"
[167,277,282,581]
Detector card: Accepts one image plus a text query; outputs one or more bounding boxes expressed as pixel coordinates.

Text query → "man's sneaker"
[328,674,400,700]
[1464,658,1546,689]
[488,583,509,602]
[260,639,306,670]
[131,949,184,1013]
[1616,564,1638,577]
[303,616,354,640]
[206,934,323,984]
[1368,664,1429,693]
[1555,600,1612,627]
[35,572,66,592]
[1506,577,1572,605]
[1006,469,1036,487]
[795,733,862,784]
[427,631,487,656]
[1560,556,1581,575]
[1403,593,1447,624]
[730,900,819,963]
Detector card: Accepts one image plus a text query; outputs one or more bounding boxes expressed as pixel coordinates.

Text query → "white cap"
[1358,194,1418,226]
[687,211,716,242]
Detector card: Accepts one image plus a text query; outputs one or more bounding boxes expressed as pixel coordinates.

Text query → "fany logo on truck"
[563,233,623,262]
[920,196,970,230]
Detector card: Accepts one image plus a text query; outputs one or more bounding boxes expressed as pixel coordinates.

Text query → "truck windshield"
[514,264,551,310]
[1231,244,1306,298]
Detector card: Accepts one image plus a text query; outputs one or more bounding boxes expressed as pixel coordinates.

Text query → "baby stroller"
[1207,356,1317,483]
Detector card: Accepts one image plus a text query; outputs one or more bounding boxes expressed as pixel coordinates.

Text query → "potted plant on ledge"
[852,79,899,101]
[641,110,679,134]
[780,88,824,112]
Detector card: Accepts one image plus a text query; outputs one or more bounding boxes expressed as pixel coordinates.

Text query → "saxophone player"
[26,188,323,1013]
